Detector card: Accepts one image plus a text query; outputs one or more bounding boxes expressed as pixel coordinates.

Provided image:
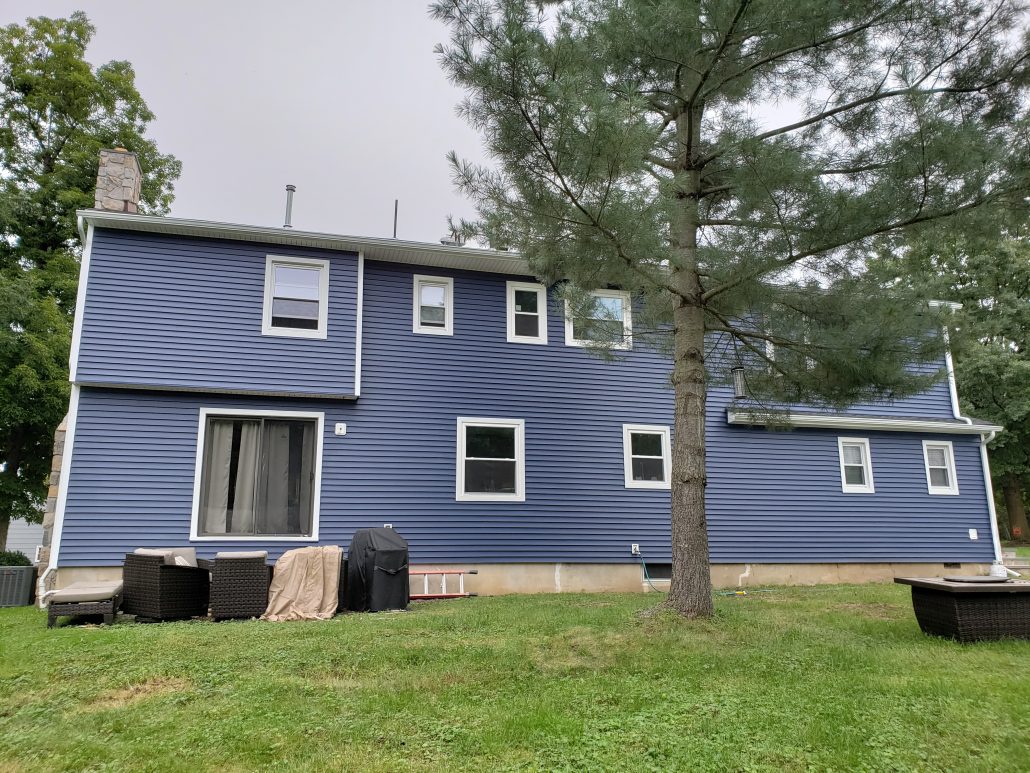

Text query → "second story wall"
[76,229,359,397]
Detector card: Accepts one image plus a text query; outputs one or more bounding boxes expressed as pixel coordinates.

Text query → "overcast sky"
[3,1,487,242]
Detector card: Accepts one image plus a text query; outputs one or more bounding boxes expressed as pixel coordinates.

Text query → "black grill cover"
[346,527,409,612]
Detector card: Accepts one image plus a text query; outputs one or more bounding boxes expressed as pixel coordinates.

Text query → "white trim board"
[68,220,94,382]
[44,384,81,573]
[727,410,1002,435]
[188,407,325,542]
[354,251,364,396]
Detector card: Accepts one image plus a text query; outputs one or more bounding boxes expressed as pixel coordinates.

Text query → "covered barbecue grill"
[345,527,409,612]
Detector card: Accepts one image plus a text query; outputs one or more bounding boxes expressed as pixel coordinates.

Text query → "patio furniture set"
[895,575,1030,643]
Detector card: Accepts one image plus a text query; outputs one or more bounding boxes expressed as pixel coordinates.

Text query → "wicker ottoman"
[210,551,271,621]
[46,581,123,628]
[896,577,1030,642]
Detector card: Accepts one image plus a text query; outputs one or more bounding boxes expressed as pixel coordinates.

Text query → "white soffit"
[78,210,532,276]
[727,409,1003,435]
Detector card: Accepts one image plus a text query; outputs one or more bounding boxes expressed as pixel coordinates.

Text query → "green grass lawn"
[2,585,1029,772]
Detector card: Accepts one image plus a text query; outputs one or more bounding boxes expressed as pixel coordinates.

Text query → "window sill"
[624,481,671,490]
[190,535,319,542]
[456,493,525,503]
[260,325,327,340]
[927,488,960,496]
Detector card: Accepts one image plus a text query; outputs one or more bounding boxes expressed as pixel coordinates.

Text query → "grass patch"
[2,585,1029,771]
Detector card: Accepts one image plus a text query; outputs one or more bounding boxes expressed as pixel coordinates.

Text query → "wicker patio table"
[895,577,1030,643]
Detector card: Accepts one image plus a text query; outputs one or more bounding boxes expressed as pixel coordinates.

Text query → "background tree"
[872,217,1030,539]
[433,0,1030,616]
[0,12,180,548]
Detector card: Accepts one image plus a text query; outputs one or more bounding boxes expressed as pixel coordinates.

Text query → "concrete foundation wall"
[54,561,992,596]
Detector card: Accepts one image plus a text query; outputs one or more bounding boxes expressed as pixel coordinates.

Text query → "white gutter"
[726,410,1002,435]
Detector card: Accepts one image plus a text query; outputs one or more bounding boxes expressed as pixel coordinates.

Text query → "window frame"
[837,437,875,494]
[564,289,633,349]
[261,255,330,339]
[456,417,526,502]
[623,424,672,490]
[413,274,454,336]
[922,440,959,495]
[189,407,324,541]
[506,281,548,345]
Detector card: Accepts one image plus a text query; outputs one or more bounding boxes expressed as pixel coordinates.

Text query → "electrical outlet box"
[384,523,393,529]
[630,543,640,556]
[334,423,347,436]
[968,528,978,540]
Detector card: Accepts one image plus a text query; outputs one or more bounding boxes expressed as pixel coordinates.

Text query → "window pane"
[573,316,624,342]
[514,313,539,337]
[631,432,663,457]
[420,304,447,326]
[594,296,624,320]
[273,265,320,300]
[929,467,951,488]
[844,465,866,486]
[927,447,948,467]
[420,283,447,308]
[258,420,316,536]
[632,457,666,482]
[466,425,516,459]
[465,459,516,493]
[842,444,864,465]
[514,289,538,314]
[198,418,260,536]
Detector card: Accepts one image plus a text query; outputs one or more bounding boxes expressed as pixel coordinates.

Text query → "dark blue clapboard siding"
[57,252,994,566]
[76,230,359,396]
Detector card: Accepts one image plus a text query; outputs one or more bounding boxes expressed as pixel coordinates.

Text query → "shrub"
[0,550,32,566]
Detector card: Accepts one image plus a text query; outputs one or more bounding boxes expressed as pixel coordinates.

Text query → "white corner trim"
[506,281,548,345]
[188,407,324,541]
[455,417,525,502]
[922,440,960,495]
[43,384,81,577]
[413,274,454,336]
[354,251,364,397]
[622,424,672,490]
[837,437,875,494]
[261,255,330,339]
[68,220,94,382]
[726,410,1002,435]
[564,289,633,349]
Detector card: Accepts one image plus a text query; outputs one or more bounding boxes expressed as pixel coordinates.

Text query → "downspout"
[934,303,1004,566]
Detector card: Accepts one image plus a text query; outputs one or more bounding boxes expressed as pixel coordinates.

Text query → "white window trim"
[413,274,454,335]
[923,440,960,495]
[837,437,875,494]
[456,417,525,502]
[623,424,672,490]
[261,255,330,339]
[506,281,548,345]
[564,289,632,349]
[189,407,324,541]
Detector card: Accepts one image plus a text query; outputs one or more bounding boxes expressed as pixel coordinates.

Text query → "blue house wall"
[55,229,997,568]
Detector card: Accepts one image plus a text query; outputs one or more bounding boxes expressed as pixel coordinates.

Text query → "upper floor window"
[192,409,324,540]
[837,437,874,493]
[923,440,959,495]
[413,275,454,336]
[506,281,548,344]
[623,424,671,489]
[456,417,525,502]
[565,289,632,349]
[262,256,329,339]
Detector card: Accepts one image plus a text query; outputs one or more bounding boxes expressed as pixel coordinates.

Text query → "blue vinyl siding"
[56,253,995,567]
[76,230,359,397]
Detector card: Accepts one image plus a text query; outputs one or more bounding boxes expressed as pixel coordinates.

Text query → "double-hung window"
[837,437,874,493]
[923,440,959,495]
[623,424,671,489]
[192,409,324,539]
[506,281,548,344]
[456,418,525,501]
[262,256,329,339]
[565,289,632,349]
[413,275,454,335]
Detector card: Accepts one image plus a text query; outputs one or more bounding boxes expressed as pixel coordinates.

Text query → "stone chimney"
[94,148,142,213]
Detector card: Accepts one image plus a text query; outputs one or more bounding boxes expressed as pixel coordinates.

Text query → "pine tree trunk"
[1003,474,1029,540]
[0,516,9,553]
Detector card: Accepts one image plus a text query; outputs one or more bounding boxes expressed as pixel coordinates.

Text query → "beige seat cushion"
[215,551,268,560]
[134,547,198,567]
[49,581,123,604]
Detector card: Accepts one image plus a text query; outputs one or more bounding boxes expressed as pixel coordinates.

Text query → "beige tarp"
[261,545,341,621]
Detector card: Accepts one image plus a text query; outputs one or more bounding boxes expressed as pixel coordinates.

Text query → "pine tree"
[432,0,1030,616]
[0,12,180,548]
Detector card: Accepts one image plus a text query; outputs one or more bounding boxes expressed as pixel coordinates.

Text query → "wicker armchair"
[122,551,210,621]
[210,552,271,621]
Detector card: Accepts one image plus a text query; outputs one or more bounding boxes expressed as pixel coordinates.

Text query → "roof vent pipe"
[283,184,296,229]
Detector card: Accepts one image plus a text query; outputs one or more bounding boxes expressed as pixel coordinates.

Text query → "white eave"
[726,409,1003,435]
[77,210,532,276]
